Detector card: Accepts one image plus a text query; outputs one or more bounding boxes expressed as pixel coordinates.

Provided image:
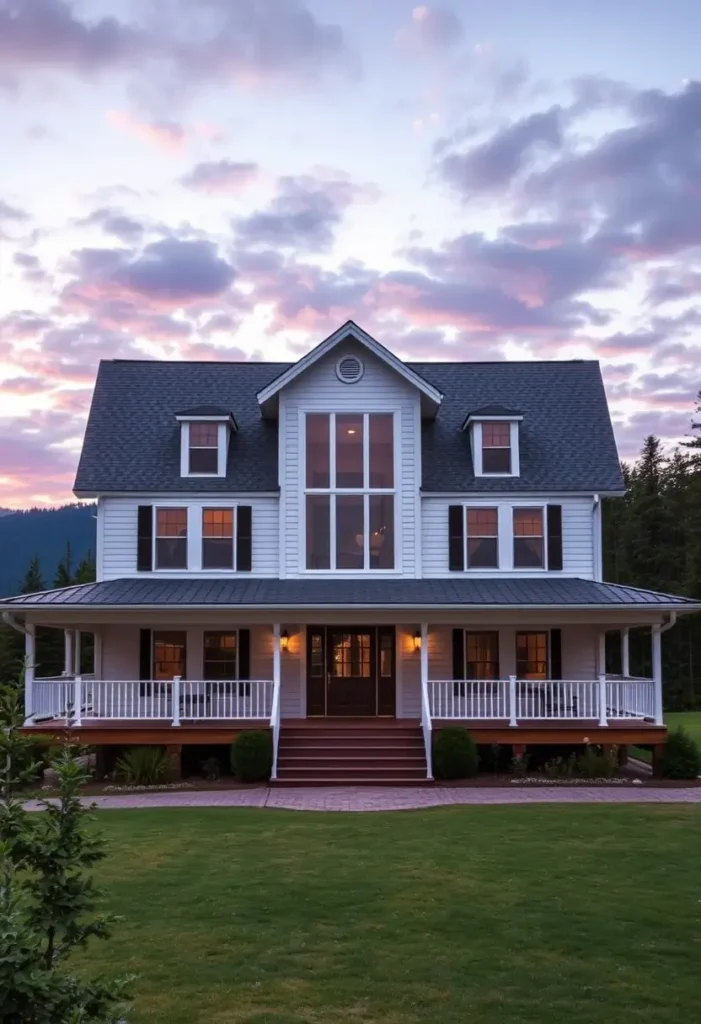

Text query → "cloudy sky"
[1,0,700,508]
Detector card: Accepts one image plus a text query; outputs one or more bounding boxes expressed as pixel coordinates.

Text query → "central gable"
[256,320,443,418]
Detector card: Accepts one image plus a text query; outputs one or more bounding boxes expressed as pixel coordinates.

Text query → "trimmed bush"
[114,746,173,785]
[231,731,272,782]
[659,728,701,779]
[433,727,478,780]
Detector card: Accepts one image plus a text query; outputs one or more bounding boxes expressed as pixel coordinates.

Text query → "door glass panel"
[330,633,371,677]
[369,414,394,488]
[379,632,393,677]
[336,414,364,487]
[336,495,364,569]
[310,633,324,677]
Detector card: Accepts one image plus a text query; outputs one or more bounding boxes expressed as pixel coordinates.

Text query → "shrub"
[432,727,478,780]
[114,746,173,785]
[201,755,222,780]
[577,744,617,779]
[543,753,577,779]
[231,731,272,782]
[659,728,701,779]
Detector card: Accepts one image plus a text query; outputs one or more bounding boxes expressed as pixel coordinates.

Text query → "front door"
[306,627,396,717]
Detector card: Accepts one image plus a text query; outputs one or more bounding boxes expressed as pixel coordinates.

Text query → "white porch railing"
[428,677,656,724]
[29,677,274,725]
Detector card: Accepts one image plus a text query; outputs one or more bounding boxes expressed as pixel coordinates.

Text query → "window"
[465,631,499,679]
[203,632,237,680]
[513,507,544,568]
[189,422,219,474]
[516,632,548,680]
[155,508,187,569]
[482,422,511,474]
[304,412,395,571]
[466,508,498,568]
[202,508,234,569]
[153,631,186,679]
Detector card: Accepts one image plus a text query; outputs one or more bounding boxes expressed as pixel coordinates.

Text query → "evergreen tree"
[53,542,73,589]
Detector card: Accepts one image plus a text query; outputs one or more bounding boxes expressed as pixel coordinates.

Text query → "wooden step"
[272,777,432,787]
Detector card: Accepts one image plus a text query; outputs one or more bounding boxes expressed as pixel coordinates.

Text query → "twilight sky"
[1,0,700,509]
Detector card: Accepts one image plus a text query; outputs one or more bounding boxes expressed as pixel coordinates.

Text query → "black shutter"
[139,629,151,696]
[236,505,252,572]
[137,505,153,571]
[452,628,465,680]
[448,505,465,571]
[238,629,250,680]
[550,628,562,681]
[546,504,563,571]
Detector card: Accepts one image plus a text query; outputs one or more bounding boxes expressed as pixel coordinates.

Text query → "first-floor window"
[516,632,548,679]
[155,508,187,569]
[465,631,500,679]
[202,508,234,569]
[513,507,544,568]
[466,508,499,568]
[203,631,237,679]
[306,494,395,570]
[152,631,187,679]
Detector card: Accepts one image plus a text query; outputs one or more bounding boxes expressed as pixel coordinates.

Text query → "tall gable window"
[155,508,187,569]
[305,412,396,571]
[189,423,218,474]
[482,422,511,474]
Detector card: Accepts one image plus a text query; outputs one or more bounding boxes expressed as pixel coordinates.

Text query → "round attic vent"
[336,355,364,384]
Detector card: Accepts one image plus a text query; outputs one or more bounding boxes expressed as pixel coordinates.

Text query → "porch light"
[280,630,289,652]
[413,630,421,652]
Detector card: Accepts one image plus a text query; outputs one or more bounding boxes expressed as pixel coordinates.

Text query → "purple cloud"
[234,173,379,253]
[0,198,29,222]
[12,250,47,284]
[78,207,145,242]
[180,160,259,194]
[401,6,464,51]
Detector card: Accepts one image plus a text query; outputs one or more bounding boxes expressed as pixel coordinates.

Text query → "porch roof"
[2,577,699,612]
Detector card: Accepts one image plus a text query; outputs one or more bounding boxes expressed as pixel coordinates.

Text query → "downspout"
[660,611,677,635]
[2,611,29,636]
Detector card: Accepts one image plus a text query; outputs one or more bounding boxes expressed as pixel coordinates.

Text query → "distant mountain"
[0,509,14,517]
[0,504,96,596]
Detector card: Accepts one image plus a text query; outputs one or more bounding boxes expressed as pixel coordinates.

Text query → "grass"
[71,806,701,1024]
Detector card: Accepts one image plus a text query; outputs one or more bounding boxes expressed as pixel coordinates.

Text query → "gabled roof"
[175,405,234,417]
[256,320,443,417]
[462,405,523,430]
[2,577,699,611]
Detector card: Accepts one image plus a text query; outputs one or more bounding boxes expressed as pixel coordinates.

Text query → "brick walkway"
[23,785,701,813]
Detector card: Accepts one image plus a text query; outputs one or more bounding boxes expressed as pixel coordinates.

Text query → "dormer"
[175,406,237,478]
[462,406,523,478]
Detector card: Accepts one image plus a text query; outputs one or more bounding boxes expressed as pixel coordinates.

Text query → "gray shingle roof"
[2,577,698,609]
[175,405,235,417]
[74,357,624,494]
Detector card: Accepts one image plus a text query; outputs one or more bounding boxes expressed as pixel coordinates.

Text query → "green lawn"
[73,806,701,1024]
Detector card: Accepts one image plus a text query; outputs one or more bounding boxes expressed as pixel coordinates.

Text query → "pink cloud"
[106,110,187,153]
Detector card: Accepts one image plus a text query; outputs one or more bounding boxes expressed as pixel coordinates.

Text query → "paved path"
[23,785,701,813]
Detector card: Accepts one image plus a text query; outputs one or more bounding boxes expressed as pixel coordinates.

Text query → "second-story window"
[482,422,511,474]
[155,508,187,569]
[305,412,395,571]
[466,507,499,568]
[513,507,544,568]
[202,508,234,569]
[189,423,219,474]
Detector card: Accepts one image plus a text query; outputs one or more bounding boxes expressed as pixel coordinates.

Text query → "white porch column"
[24,625,35,724]
[64,629,73,676]
[172,675,181,727]
[73,676,82,727]
[621,627,630,678]
[273,623,281,694]
[652,625,663,726]
[73,630,81,676]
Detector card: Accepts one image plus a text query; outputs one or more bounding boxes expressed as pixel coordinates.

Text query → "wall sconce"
[413,630,422,652]
[280,630,289,652]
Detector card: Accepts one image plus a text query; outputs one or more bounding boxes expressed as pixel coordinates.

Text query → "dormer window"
[482,423,511,474]
[189,423,218,474]
[462,407,523,478]
[175,407,237,478]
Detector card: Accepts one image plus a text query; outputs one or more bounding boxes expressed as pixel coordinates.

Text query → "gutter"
[1,602,700,613]
[659,611,678,633]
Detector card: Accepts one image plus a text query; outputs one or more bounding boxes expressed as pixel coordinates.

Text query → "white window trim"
[301,410,400,574]
[179,421,229,478]
[512,502,547,571]
[472,420,520,478]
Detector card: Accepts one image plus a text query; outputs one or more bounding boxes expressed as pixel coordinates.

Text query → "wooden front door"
[306,627,396,717]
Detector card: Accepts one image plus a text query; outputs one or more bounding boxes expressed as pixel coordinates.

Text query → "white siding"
[280,340,421,578]
[98,496,279,580]
[427,624,598,679]
[421,496,595,578]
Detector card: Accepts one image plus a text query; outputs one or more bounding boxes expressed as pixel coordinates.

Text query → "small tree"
[0,688,132,1022]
